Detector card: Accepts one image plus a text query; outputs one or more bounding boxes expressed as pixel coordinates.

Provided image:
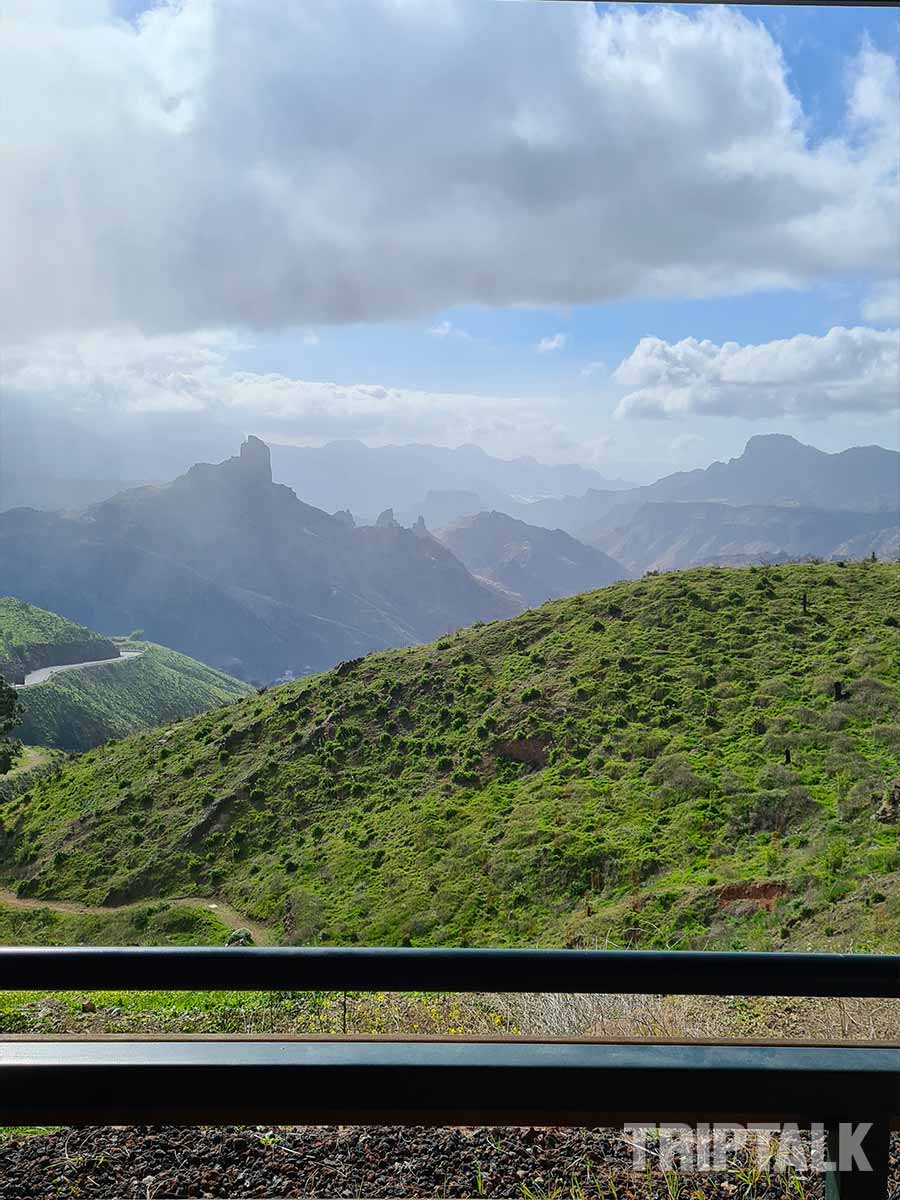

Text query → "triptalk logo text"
[622,1123,878,1174]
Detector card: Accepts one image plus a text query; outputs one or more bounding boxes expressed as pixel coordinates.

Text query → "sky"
[0,0,898,477]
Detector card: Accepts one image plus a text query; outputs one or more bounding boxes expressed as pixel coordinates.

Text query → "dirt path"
[0,887,270,947]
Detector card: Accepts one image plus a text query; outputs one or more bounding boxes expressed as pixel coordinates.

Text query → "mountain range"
[5,392,897,575]
[589,502,900,576]
[0,432,896,685]
[639,435,900,512]
[0,394,635,517]
[436,511,625,608]
[269,439,634,523]
[502,436,899,539]
[383,437,899,571]
[0,439,518,683]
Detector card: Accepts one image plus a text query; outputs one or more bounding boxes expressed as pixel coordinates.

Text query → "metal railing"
[4,944,900,995]
[2,946,900,1198]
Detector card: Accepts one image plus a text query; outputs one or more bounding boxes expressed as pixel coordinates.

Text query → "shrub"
[850,678,897,720]
[758,764,799,789]
[872,723,900,752]
[732,787,815,835]
[647,755,710,800]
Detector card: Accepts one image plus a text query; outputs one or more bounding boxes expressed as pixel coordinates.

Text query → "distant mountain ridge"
[3,429,895,668]
[589,501,900,575]
[640,435,900,512]
[494,436,900,570]
[269,439,633,523]
[510,436,900,539]
[436,511,626,607]
[0,438,517,683]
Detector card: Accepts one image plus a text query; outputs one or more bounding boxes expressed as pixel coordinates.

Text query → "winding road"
[14,650,145,689]
[0,887,270,946]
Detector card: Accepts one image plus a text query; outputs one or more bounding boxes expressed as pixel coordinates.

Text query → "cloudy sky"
[1,0,898,475]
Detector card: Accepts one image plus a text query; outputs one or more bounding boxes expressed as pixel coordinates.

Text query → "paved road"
[15,650,144,688]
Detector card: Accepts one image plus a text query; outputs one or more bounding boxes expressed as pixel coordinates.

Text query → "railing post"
[824,1120,890,1200]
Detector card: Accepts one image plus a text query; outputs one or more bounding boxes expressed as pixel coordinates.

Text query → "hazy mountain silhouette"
[640,435,900,512]
[269,439,633,522]
[589,502,900,574]
[502,437,899,574]
[0,438,517,682]
[436,510,627,606]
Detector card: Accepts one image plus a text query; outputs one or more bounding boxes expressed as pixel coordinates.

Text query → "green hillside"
[0,597,116,683]
[14,641,253,752]
[1,562,898,951]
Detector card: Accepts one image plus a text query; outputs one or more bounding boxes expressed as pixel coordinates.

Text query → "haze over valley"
[2,429,896,685]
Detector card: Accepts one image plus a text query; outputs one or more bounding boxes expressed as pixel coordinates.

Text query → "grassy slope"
[0,562,898,950]
[14,642,253,752]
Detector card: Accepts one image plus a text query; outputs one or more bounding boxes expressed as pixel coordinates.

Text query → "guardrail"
[3,944,900,993]
[2,946,899,1199]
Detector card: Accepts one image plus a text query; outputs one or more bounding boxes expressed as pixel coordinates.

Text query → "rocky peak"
[376,508,398,529]
[739,434,816,464]
[238,436,273,484]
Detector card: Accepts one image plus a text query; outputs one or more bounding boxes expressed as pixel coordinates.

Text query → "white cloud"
[614,326,900,420]
[862,281,900,325]
[0,2,896,341]
[537,333,568,354]
[427,320,471,340]
[668,432,705,462]
[3,327,572,454]
[580,360,607,377]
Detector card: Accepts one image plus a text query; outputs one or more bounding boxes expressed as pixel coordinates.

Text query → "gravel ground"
[3,1124,894,1200]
